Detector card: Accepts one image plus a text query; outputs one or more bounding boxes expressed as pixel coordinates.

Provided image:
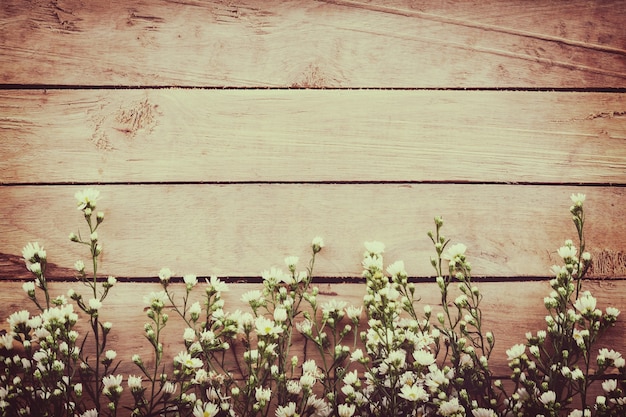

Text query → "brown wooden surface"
[1,89,626,184]
[1,280,624,379]
[1,0,626,409]
[1,184,625,279]
[1,0,625,88]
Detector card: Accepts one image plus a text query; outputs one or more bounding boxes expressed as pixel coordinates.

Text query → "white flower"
[557,245,577,260]
[387,349,407,368]
[284,256,299,268]
[0,332,14,350]
[193,402,219,417]
[88,298,102,311]
[342,369,359,386]
[439,397,463,416]
[275,402,298,417]
[207,275,228,292]
[321,299,347,314]
[311,237,325,253]
[364,241,385,255]
[273,307,288,322]
[386,260,406,277]
[255,316,282,336]
[362,254,383,271]
[158,267,172,283]
[398,384,428,402]
[163,381,177,395]
[105,350,117,360]
[424,366,450,392]
[307,395,330,415]
[472,408,497,417]
[189,301,202,318]
[574,291,597,314]
[413,350,436,366]
[570,193,586,206]
[350,349,364,362]
[346,305,362,321]
[299,373,316,388]
[27,262,42,275]
[174,351,203,369]
[571,369,584,381]
[22,242,46,263]
[128,375,142,391]
[102,374,123,396]
[183,328,196,342]
[75,260,85,272]
[182,274,198,288]
[143,291,168,309]
[255,386,271,402]
[602,379,617,392]
[606,306,620,318]
[506,344,526,361]
[79,409,98,417]
[443,243,467,261]
[75,188,100,211]
[302,359,322,378]
[191,369,209,385]
[287,379,302,395]
[338,404,356,417]
[454,294,468,307]
[539,390,556,405]
[8,310,30,329]
[22,281,36,294]
[241,290,264,304]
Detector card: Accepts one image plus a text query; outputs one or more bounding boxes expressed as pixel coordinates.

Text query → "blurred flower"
[22,242,46,263]
[557,245,577,260]
[398,384,428,402]
[75,188,100,211]
[158,267,172,283]
[539,390,556,405]
[338,403,356,417]
[364,241,385,256]
[311,237,325,253]
[193,402,219,417]
[506,344,526,361]
[573,291,597,315]
[570,193,586,206]
[442,243,467,261]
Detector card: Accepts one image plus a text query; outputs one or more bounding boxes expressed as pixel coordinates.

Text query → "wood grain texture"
[1,89,626,184]
[0,280,624,378]
[1,185,625,279]
[1,0,624,87]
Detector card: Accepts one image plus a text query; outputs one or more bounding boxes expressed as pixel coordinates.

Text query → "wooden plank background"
[1,0,625,87]
[1,0,626,408]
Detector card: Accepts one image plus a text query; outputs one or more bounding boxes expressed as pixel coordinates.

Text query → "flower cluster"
[1,189,122,417]
[1,190,624,417]
[502,194,624,417]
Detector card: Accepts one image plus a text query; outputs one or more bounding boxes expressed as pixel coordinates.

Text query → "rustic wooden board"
[1,0,624,87]
[0,281,624,379]
[1,89,625,184]
[1,184,625,279]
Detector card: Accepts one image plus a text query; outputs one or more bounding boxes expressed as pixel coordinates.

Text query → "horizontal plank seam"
[1,85,626,93]
[3,181,626,187]
[4,276,626,284]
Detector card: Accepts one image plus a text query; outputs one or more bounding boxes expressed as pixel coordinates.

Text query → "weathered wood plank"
[1,0,624,87]
[0,280,624,378]
[1,184,625,279]
[1,89,625,184]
